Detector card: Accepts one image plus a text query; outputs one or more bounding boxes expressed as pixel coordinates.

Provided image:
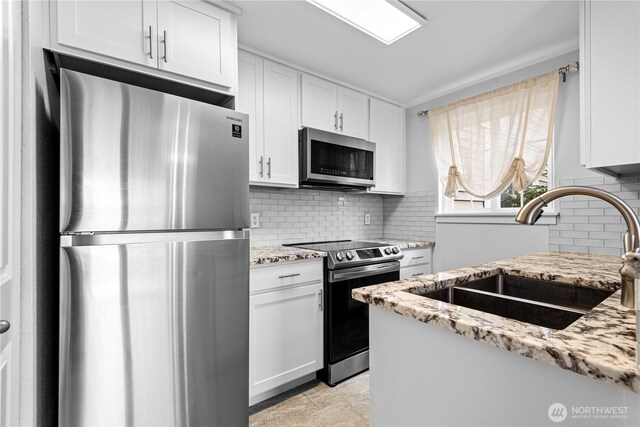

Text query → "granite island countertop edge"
[352,251,639,393]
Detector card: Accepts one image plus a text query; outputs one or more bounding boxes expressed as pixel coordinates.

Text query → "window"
[440,162,552,214]
[430,70,559,217]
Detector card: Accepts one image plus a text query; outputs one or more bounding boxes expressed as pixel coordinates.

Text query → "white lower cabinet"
[249,260,323,405]
[399,247,432,280]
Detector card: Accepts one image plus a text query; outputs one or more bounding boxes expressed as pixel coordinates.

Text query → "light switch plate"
[364,213,371,225]
[250,213,260,228]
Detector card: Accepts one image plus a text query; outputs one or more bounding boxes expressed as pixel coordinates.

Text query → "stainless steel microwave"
[298,127,375,190]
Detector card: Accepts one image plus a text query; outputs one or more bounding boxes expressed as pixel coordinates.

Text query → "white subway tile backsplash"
[550,176,640,256]
[249,187,385,246]
[382,191,437,241]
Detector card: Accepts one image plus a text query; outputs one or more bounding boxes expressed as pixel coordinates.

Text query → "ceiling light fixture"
[306,0,425,45]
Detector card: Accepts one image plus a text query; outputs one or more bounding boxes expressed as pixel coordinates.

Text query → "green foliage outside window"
[500,183,548,208]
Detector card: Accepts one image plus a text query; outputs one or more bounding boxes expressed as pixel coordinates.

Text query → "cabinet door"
[369,98,405,194]
[157,0,235,87]
[300,74,338,133]
[237,51,265,183]
[585,0,640,170]
[264,60,299,187]
[249,283,323,397]
[56,0,157,67]
[337,86,368,139]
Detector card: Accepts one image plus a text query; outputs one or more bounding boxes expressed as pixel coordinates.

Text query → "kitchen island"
[353,252,639,426]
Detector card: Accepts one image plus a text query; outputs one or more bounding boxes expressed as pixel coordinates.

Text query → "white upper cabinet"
[156,0,234,87]
[337,86,368,139]
[580,0,640,176]
[263,60,299,186]
[368,98,405,194]
[301,74,368,139]
[53,0,237,91]
[237,50,298,188]
[56,0,158,67]
[300,74,338,132]
[237,51,264,183]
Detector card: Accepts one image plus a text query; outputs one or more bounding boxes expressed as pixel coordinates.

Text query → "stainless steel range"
[286,240,403,385]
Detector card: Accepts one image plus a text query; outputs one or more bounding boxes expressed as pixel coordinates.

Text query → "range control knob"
[392,247,399,254]
[336,252,344,261]
[345,251,354,260]
[384,247,392,255]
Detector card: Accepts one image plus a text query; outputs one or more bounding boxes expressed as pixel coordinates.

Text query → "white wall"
[434,224,549,271]
[405,51,581,272]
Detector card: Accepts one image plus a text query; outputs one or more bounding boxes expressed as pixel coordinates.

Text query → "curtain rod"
[416,61,579,118]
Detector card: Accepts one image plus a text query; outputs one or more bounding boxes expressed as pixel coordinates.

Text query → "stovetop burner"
[285,240,384,252]
[285,240,403,269]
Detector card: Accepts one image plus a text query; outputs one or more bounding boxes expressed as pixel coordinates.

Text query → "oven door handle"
[328,262,400,283]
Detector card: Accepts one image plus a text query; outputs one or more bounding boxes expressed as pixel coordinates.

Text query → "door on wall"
[0,1,21,425]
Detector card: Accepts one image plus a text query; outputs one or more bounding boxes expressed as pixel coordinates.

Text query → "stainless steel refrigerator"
[58,69,249,426]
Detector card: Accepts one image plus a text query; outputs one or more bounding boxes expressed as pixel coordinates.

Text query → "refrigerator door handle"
[61,230,249,247]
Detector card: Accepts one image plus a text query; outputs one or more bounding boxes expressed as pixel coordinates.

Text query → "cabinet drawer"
[400,264,432,280]
[250,259,323,294]
[400,248,432,268]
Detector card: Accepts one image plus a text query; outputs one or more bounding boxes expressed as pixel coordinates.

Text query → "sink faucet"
[515,186,640,308]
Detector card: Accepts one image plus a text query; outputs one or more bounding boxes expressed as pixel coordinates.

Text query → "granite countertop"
[365,239,435,249]
[352,252,639,393]
[250,245,326,265]
[250,239,435,265]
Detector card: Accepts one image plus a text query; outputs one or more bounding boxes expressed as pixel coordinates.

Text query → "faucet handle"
[620,251,640,309]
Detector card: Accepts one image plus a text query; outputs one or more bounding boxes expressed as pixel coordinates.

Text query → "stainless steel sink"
[407,275,615,330]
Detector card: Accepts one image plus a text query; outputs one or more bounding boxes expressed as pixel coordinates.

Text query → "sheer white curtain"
[430,70,559,199]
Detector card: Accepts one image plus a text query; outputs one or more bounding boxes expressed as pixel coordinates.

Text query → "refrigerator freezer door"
[59,231,249,426]
[60,68,249,233]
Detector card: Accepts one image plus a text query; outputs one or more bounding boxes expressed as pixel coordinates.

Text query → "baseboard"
[249,373,317,407]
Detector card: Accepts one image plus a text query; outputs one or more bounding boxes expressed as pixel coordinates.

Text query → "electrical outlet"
[364,213,371,225]
[250,213,260,228]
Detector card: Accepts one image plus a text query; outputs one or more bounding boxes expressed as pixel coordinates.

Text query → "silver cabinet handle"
[0,320,9,334]
[412,272,425,277]
[267,157,271,178]
[334,111,338,129]
[278,273,300,279]
[318,290,323,311]
[148,26,153,59]
[339,112,343,131]
[163,30,168,63]
[259,156,264,177]
[412,256,424,260]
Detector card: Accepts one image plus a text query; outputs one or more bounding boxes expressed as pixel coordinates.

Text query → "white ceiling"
[228,0,579,107]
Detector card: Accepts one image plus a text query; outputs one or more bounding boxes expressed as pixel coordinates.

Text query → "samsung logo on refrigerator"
[226,116,243,123]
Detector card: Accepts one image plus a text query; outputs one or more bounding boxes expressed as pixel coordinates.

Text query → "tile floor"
[249,372,370,426]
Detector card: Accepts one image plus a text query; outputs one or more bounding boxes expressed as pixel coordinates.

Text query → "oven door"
[299,127,375,188]
[326,262,400,366]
